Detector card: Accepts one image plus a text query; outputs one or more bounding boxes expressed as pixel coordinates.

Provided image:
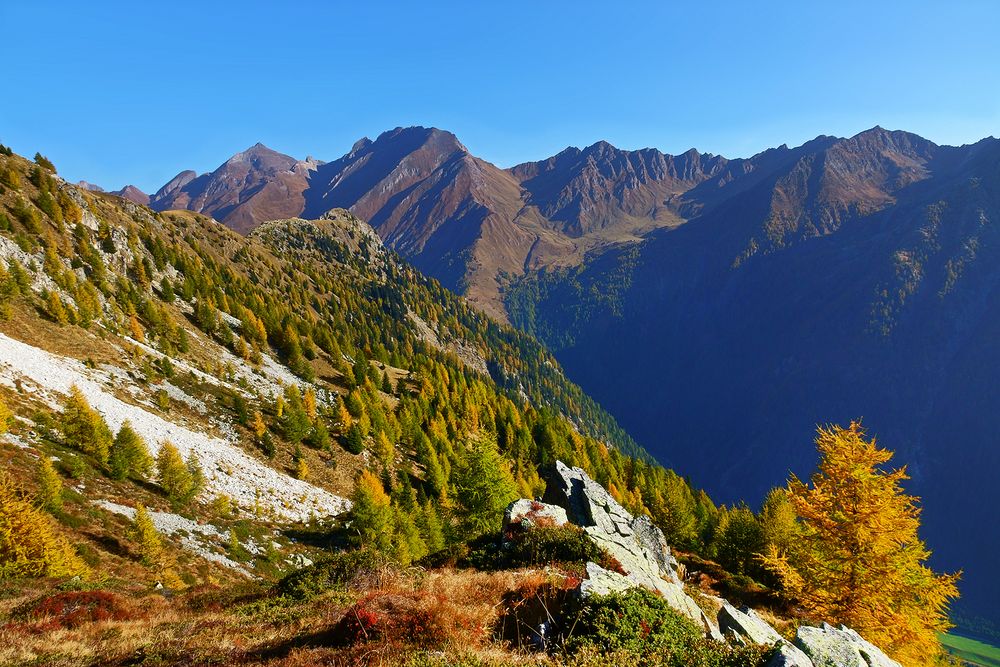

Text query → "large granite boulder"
[545,461,682,584]
[545,461,717,638]
[719,603,783,645]
[794,623,900,667]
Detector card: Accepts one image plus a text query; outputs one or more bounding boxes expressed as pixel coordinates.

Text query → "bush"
[15,590,135,631]
[277,547,392,600]
[330,590,487,650]
[504,523,609,569]
[565,589,701,656]
[563,589,775,666]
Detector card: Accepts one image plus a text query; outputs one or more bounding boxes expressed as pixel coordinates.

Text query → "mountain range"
[114,125,999,623]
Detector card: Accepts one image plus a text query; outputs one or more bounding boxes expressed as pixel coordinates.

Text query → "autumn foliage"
[0,472,89,579]
[760,422,959,666]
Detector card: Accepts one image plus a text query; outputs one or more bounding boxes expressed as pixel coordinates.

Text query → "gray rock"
[579,561,634,597]
[718,603,813,666]
[719,603,783,645]
[547,462,718,638]
[766,642,815,667]
[795,623,900,667]
[503,498,568,532]
[546,461,679,584]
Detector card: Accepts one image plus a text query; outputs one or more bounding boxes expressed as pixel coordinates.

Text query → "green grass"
[940,632,1000,667]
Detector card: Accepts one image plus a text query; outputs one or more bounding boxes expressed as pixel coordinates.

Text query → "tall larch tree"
[760,422,959,666]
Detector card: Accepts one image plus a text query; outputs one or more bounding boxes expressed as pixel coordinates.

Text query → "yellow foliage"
[0,396,11,434]
[0,472,88,579]
[131,504,162,566]
[60,384,113,463]
[760,422,959,666]
[36,456,63,512]
[129,313,145,342]
[304,387,317,421]
[251,411,267,438]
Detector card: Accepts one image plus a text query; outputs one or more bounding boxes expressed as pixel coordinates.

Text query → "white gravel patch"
[95,500,249,573]
[0,333,349,523]
[158,381,208,414]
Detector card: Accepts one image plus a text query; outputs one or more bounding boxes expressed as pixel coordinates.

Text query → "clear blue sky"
[2,1,998,193]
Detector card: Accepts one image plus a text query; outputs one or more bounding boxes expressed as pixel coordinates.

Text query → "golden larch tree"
[760,422,959,666]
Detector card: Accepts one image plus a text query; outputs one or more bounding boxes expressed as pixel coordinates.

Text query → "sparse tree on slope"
[36,457,63,512]
[60,385,113,464]
[0,472,88,578]
[350,470,393,553]
[109,420,153,480]
[760,422,959,666]
[131,504,162,566]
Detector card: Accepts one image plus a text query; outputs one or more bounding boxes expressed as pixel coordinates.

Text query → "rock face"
[794,624,901,667]
[545,461,682,585]
[543,461,717,637]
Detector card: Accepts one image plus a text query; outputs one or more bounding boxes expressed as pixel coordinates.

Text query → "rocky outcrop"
[545,461,682,585]
[794,624,901,667]
[539,461,717,638]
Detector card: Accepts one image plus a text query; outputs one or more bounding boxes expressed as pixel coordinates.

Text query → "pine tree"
[281,386,311,444]
[712,503,765,577]
[760,422,960,665]
[293,445,309,480]
[350,470,393,552]
[0,472,88,578]
[131,504,162,566]
[759,487,798,557]
[454,439,518,537]
[381,371,394,394]
[345,422,365,454]
[36,457,63,512]
[45,290,69,324]
[303,387,317,420]
[307,419,330,450]
[60,385,113,464]
[109,420,153,480]
[418,500,445,553]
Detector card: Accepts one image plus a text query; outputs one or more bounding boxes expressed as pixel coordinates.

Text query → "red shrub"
[15,591,138,632]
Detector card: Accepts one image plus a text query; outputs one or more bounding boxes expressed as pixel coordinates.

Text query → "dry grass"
[0,565,564,666]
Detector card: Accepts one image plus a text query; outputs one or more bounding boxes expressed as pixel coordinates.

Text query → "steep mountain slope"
[505,128,1000,622]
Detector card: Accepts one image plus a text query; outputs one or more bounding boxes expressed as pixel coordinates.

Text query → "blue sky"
[2,1,998,193]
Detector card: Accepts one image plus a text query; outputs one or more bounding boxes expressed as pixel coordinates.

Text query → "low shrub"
[564,589,775,666]
[11,590,138,633]
[504,524,609,570]
[330,589,485,649]
[277,547,392,600]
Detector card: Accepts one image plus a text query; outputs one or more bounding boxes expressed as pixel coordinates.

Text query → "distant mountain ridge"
[146,127,733,318]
